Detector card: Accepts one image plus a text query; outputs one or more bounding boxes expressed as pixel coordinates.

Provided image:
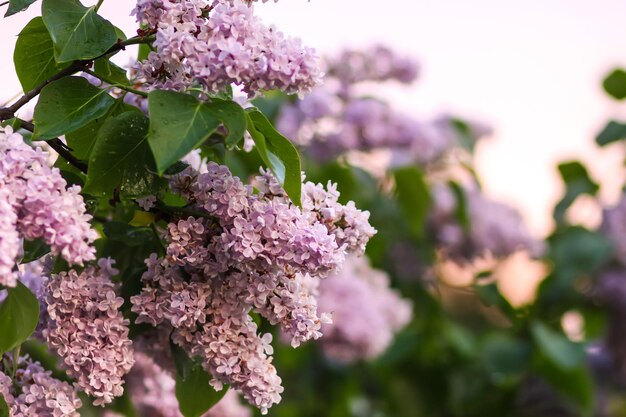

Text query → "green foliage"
[603,68,626,100]
[93,58,130,86]
[13,17,70,92]
[480,334,531,387]
[0,281,40,353]
[148,90,246,174]
[393,167,431,240]
[0,395,7,417]
[171,342,228,417]
[85,111,161,199]
[22,238,51,263]
[65,98,139,161]
[553,161,599,224]
[42,0,117,62]
[530,322,585,370]
[246,109,302,205]
[34,76,115,139]
[596,120,626,146]
[4,0,36,16]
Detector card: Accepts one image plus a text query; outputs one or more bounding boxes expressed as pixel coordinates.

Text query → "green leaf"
[532,350,594,415]
[65,98,140,160]
[13,17,70,92]
[34,76,115,139]
[246,109,302,205]
[103,222,154,247]
[448,180,470,231]
[0,281,40,353]
[596,120,626,146]
[5,0,37,16]
[148,90,221,174]
[393,167,431,240]
[0,394,8,417]
[171,342,228,417]
[603,68,626,100]
[550,226,612,277]
[531,321,585,370]
[147,91,246,174]
[553,161,599,224]
[480,334,531,386]
[85,112,161,199]
[474,282,516,319]
[22,238,51,263]
[93,58,130,86]
[209,98,246,146]
[42,0,117,63]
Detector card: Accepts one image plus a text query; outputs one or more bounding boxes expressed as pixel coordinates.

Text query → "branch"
[18,119,88,174]
[0,34,156,120]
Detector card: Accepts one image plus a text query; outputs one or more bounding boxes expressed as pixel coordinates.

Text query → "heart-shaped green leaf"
[13,17,70,92]
[34,76,115,139]
[42,0,117,63]
[0,281,40,354]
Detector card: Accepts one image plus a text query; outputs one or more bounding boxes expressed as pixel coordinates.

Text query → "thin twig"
[18,119,88,174]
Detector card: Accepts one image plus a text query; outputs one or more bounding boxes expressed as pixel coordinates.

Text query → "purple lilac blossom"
[43,259,134,406]
[428,183,540,262]
[103,353,251,417]
[131,163,375,413]
[0,126,97,287]
[132,0,321,97]
[0,356,82,416]
[276,47,491,165]
[317,255,412,363]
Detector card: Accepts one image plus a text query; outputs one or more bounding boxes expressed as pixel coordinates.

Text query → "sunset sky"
[2,0,625,235]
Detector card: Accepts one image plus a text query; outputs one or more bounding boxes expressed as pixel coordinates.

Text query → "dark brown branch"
[18,119,88,174]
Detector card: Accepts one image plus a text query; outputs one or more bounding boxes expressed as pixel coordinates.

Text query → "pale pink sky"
[2,0,625,236]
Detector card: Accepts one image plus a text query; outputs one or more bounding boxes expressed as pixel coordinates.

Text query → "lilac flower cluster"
[43,259,134,406]
[0,356,82,416]
[428,184,539,262]
[104,353,251,417]
[131,163,375,413]
[276,48,491,164]
[132,0,321,96]
[325,45,419,86]
[0,126,97,287]
[316,255,412,363]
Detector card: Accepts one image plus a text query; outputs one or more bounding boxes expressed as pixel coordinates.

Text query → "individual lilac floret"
[0,126,97,287]
[428,183,540,262]
[132,0,321,96]
[43,259,134,406]
[132,163,375,413]
[317,255,412,363]
[0,356,82,416]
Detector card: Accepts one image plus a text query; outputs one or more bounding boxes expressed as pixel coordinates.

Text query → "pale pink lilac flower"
[0,357,82,417]
[132,163,375,413]
[43,259,134,406]
[317,255,412,363]
[0,126,97,287]
[132,0,321,96]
